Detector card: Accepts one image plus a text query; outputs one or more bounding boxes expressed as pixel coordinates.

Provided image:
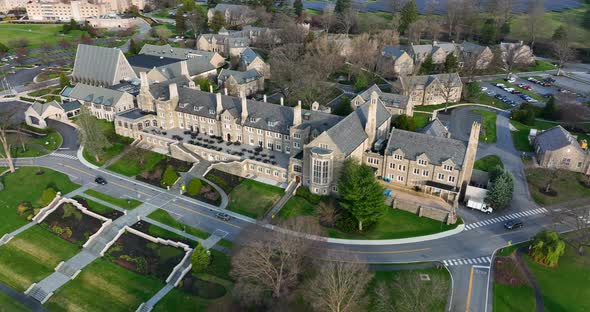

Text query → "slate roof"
[419,118,449,138]
[30,101,62,116]
[323,100,391,156]
[138,44,218,61]
[60,100,81,112]
[399,73,462,90]
[67,83,127,106]
[72,44,133,84]
[382,46,406,58]
[127,54,216,79]
[127,54,179,71]
[218,69,262,85]
[241,47,260,65]
[357,84,409,109]
[461,42,486,55]
[535,126,583,153]
[118,108,149,120]
[386,128,467,166]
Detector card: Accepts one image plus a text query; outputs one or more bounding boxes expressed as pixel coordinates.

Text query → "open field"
[0,167,79,236]
[526,167,590,206]
[0,24,87,48]
[107,151,165,177]
[0,225,79,291]
[147,209,210,239]
[227,179,284,219]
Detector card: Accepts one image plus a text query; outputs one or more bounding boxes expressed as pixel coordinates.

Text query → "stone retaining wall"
[391,197,455,225]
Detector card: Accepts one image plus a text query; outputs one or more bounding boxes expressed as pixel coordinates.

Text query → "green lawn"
[523,237,590,312]
[0,291,29,312]
[413,112,432,129]
[28,86,62,97]
[4,130,63,158]
[0,24,88,48]
[106,151,164,177]
[325,208,459,240]
[0,167,79,236]
[494,284,536,312]
[83,142,127,167]
[152,288,209,312]
[526,167,590,206]
[147,209,210,239]
[525,60,557,72]
[46,259,164,312]
[474,155,504,172]
[227,179,284,219]
[83,189,142,210]
[278,196,316,219]
[73,196,116,216]
[0,225,80,291]
[472,109,497,143]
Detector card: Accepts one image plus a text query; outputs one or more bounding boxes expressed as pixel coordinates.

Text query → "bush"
[186,179,203,196]
[353,73,369,92]
[295,186,323,205]
[392,115,417,131]
[160,165,179,187]
[38,188,57,207]
[191,243,211,273]
[62,203,82,220]
[530,231,566,266]
[17,202,33,216]
[335,212,359,233]
[51,225,65,235]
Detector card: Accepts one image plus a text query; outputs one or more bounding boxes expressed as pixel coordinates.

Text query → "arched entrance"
[226,133,231,141]
[295,176,301,183]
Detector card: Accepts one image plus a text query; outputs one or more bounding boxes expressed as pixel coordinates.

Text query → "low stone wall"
[391,197,455,225]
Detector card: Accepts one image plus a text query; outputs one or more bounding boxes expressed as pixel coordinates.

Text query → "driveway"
[47,119,78,150]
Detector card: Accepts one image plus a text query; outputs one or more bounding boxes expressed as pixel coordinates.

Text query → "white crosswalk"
[464,207,548,231]
[443,256,492,267]
[51,153,78,160]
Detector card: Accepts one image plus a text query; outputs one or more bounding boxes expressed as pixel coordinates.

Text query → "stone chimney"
[168,83,179,100]
[263,94,267,102]
[280,97,284,106]
[365,91,378,145]
[140,72,149,93]
[241,92,248,124]
[180,60,189,78]
[293,100,302,127]
[216,92,223,116]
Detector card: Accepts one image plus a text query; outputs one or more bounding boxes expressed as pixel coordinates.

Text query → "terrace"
[141,127,291,169]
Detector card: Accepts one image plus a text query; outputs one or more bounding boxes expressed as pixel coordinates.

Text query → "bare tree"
[374,29,400,50]
[306,35,345,80]
[497,44,530,79]
[439,73,461,112]
[446,0,461,40]
[186,10,206,39]
[346,33,379,79]
[386,0,408,13]
[230,217,323,302]
[552,28,574,76]
[269,43,306,100]
[526,0,545,50]
[373,281,392,312]
[394,272,449,312]
[336,9,358,36]
[407,20,427,44]
[0,108,18,173]
[305,259,373,312]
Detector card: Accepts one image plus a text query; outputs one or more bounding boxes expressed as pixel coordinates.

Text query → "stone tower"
[460,122,481,200]
[365,91,379,146]
[137,72,155,112]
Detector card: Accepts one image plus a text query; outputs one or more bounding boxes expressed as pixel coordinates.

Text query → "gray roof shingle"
[357,84,409,109]
[139,44,218,60]
[386,128,467,166]
[66,83,127,106]
[419,118,449,138]
[72,44,133,85]
[535,126,583,153]
[218,69,262,84]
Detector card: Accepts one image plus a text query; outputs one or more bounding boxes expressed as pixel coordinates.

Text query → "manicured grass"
[525,60,557,72]
[0,24,88,48]
[3,131,63,158]
[28,86,62,97]
[83,142,126,167]
[46,259,164,312]
[325,208,459,240]
[152,288,209,312]
[474,155,504,172]
[278,196,316,219]
[0,225,80,291]
[0,167,79,236]
[526,167,590,206]
[107,151,165,177]
[523,238,590,312]
[217,239,234,249]
[73,196,116,215]
[147,209,210,239]
[227,179,284,219]
[83,189,142,210]
[413,112,431,129]
[366,268,450,311]
[493,284,536,312]
[0,291,29,312]
[472,109,497,143]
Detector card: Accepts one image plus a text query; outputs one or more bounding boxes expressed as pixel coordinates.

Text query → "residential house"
[207,3,256,26]
[395,73,462,107]
[217,69,264,97]
[378,46,415,77]
[533,126,590,174]
[500,41,536,67]
[238,47,270,79]
[72,44,137,87]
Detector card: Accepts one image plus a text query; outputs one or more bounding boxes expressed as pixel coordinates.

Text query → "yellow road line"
[172,203,241,229]
[62,164,150,196]
[465,266,475,312]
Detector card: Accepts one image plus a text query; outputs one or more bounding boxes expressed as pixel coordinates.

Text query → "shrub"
[17,202,33,216]
[187,179,203,196]
[38,187,57,207]
[335,212,359,233]
[62,203,82,220]
[51,225,65,235]
[63,227,73,239]
[295,186,323,205]
[160,165,179,187]
[191,243,211,273]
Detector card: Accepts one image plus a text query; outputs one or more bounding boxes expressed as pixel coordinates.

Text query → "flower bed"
[40,202,103,246]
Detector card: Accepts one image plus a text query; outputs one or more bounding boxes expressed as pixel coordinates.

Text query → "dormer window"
[418,159,428,166]
[209,108,215,114]
[394,154,403,160]
[249,116,257,122]
[443,165,453,171]
[267,120,278,127]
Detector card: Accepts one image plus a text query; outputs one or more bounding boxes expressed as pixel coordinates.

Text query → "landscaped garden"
[83,189,142,210]
[525,167,590,205]
[184,178,222,206]
[474,155,504,172]
[40,202,103,247]
[472,109,497,143]
[147,209,210,240]
[227,179,284,219]
[72,196,124,219]
[0,167,79,236]
[0,225,79,291]
[205,169,243,194]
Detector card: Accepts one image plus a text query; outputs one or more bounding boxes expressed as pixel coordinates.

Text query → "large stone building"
[239,47,270,79]
[207,4,256,26]
[138,44,225,68]
[533,126,590,174]
[351,84,412,117]
[61,83,134,121]
[27,0,110,21]
[72,44,137,87]
[395,73,462,107]
[196,33,250,57]
[378,46,415,78]
[217,69,264,97]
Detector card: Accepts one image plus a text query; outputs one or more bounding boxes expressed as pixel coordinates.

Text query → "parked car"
[544,77,556,83]
[480,87,488,92]
[504,219,524,230]
[495,83,506,88]
[542,93,553,98]
[511,90,522,95]
[215,212,232,221]
[95,176,107,185]
[506,77,517,83]
[504,87,515,93]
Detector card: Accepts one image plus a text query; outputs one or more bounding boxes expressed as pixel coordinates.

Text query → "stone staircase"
[84,223,122,255]
[263,181,299,222]
[26,285,49,304]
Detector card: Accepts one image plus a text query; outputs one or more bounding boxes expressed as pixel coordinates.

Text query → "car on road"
[95,176,107,185]
[494,83,506,88]
[504,219,524,230]
[216,212,232,221]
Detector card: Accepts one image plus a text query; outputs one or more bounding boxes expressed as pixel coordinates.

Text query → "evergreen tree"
[485,166,514,211]
[338,158,385,232]
[335,0,351,14]
[444,53,458,73]
[392,115,417,131]
[500,22,511,38]
[419,55,435,74]
[552,25,568,41]
[176,10,186,34]
[207,0,219,8]
[190,243,211,273]
[294,0,303,17]
[480,19,497,45]
[334,96,353,116]
[59,72,69,89]
[77,106,111,162]
[530,231,566,266]
[464,81,481,102]
[210,11,226,33]
[399,0,418,34]
[542,96,558,120]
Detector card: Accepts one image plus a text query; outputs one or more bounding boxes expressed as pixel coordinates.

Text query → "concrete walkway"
[515,248,544,312]
[0,222,36,246]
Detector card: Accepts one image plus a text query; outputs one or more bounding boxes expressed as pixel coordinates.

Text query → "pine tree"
[485,166,514,211]
[335,0,351,14]
[338,158,385,232]
[399,0,418,34]
[77,106,111,162]
[294,0,303,17]
[59,72,69,89]
[552,25,568,41]
[542,96,558,120]
[480,19,497,45]
[444,53,458,73]
[419,56,435,74]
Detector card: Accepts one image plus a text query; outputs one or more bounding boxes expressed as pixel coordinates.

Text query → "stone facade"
[27,0,110,21]
[207,4,256,26]
[396,73,462,107]
[534,126,590,174]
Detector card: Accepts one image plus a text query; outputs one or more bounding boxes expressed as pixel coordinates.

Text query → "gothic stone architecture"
[395,73,462,107]
[533,126,590,174]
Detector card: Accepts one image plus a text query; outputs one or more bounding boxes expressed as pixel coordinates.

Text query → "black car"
[504,219,523,230]
[216,212,232,221]
[95,176,107,185]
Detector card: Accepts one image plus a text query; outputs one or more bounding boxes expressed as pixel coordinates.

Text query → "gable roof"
[357,84,409,109]
[241,47,261,65]
[218,69,263,84]
[399,73,462,90]
[138,44,219,61]
[382,46,407,59]
[386,128,467,166]
[30,101,63,116]
[66,83,127,106]
[419,118,449,138]
[127,54,216,79]
[535,126,583,153]
[72,44,134,85]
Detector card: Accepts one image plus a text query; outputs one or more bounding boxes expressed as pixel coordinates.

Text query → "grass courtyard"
[227,179,284,219]
[83,189,142,210]
[0,167,79,236]
[474,155,504,172]
[0,225,79,291]
[147,209,210,239]
[525,167,590,206]
[472,109,497,143]
[106,151,165,177]
[0,24,87,48]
